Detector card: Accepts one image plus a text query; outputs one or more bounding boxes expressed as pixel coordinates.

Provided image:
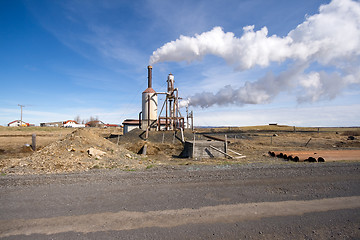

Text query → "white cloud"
[149,0,360,108]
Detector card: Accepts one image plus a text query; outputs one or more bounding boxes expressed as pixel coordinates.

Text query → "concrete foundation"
[141,120,157,131]
[182,140,226,159]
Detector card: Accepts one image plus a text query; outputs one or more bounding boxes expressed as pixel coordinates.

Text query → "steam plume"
[150,0,360,107]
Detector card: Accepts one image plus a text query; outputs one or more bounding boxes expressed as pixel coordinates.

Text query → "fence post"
[224,134,228,153]
[32,134,36,151]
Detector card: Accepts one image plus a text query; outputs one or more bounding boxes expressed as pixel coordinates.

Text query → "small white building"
[8,120,29,127]
[122,119,171,133]
[122,119,140,134]
[40,121,63,127]
[63,120,85,128]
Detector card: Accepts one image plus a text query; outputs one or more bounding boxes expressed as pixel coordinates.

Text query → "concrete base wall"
[141,120,157,131]
[182,140,225,159]
[124,125,139,134]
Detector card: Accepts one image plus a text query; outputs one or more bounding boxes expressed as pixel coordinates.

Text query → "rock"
[125,153,132,159]
[87,147,106,157]
[22,144,34,152]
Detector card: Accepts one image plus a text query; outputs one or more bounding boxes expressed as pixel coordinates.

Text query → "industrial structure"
[139,65,192,132]
[140,66,158,131]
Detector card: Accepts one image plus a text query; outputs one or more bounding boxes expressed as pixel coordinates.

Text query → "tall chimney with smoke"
[148,65,152,88]
[142,65,158,130]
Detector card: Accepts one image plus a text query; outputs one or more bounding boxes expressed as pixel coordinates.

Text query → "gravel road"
[1,162,360,239]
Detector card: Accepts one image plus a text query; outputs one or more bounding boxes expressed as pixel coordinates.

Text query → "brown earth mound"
[1,128,149,175]
[113,129,194,160]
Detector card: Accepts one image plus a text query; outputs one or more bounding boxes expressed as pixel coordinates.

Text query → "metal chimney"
[148,65,152,88]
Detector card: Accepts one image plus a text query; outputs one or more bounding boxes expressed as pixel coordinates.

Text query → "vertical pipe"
[148,95,150,129]
[147,65,152,89]
[166,97,168,130]
[142,144,147,155]
[169,100,172,130]
[138,112,142,129]
[180,128,184,142]
[173,96,175,129]
[176,90,179,129]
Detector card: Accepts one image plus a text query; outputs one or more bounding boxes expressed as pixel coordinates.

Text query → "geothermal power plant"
[139,65,190,132]
[120,65,360,162]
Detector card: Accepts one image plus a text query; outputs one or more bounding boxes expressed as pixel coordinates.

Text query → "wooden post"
[305,138,312,147]
[32,133,36,151]
[162,132,165,144]
[224,134,228,153]
[192,133,195,158]
[209,145,233,159]
[227,149,246,158]
[116,134,120,145]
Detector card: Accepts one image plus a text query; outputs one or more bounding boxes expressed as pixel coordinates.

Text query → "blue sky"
[1,0,359,127]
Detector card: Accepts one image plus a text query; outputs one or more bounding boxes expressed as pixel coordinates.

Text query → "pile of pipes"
[268,151,324,162]
[269,150,360,162]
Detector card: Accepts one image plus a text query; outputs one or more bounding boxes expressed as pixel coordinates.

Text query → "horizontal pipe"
[269,151,321,162]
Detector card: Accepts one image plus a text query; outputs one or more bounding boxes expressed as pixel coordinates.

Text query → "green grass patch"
[146,164,154,169]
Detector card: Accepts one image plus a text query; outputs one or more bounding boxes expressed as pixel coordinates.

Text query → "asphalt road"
[1,162,360,239]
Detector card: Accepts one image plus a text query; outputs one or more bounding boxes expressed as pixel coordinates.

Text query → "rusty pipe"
[139,111,142,129]
[148,65,152,89]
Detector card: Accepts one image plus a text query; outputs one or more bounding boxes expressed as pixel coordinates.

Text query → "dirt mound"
[125,141,183,157]
[2,128,148,175]
[118,128,197,143]
[114,129,189,160]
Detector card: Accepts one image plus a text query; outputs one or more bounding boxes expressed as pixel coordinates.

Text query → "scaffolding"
[157,73,186,131]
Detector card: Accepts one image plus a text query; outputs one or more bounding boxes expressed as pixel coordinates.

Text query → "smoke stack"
[148,65,152,88]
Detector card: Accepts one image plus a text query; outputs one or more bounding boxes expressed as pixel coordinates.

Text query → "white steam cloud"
[150,0,360,107]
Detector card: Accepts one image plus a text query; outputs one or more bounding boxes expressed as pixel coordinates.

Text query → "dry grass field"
[0,125,359,175]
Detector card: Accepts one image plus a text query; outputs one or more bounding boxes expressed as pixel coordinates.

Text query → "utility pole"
[186,105,189,129]
[18,104,25,127]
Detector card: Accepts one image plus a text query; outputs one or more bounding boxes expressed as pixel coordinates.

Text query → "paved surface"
[1,162,360,239]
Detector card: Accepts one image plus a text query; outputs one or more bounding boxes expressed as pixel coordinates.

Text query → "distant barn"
[63,120,85,128]
[86,120,105,128]
[40,121,63,127]
[8,120,29,127]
